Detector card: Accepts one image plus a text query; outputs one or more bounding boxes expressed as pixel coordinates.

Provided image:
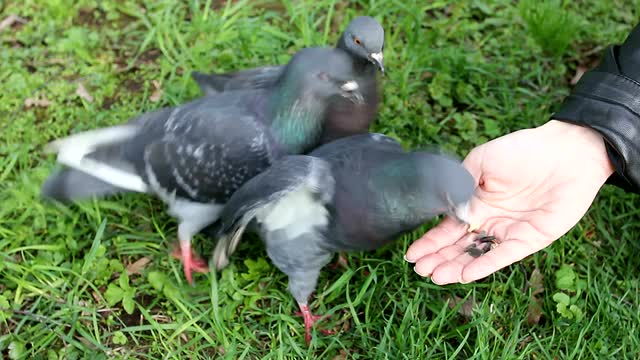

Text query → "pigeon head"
[370,150,475,227]
[337,16,385,73]
[269,47,364,154]
[279,47,364,105]
[410,151,475,220]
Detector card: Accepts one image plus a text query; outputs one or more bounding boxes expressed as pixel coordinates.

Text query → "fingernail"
[404,254,416,263]
[413,265,430,277]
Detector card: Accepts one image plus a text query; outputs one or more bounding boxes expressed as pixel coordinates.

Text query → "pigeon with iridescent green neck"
[192,16,385,143]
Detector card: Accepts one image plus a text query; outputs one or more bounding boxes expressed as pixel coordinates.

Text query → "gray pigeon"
[210,133,476,344]
[191,16,385,143]
[40,47,364,285]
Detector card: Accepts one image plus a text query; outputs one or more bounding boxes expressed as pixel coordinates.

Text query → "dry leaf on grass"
[526,268,545,325]
[447,295,475,318]
[0,15,27,32]
[527,298,543,326]
[76,336,97,349]
[332,349,350,360]
[24,97,52,108]
[126,257,152,275]
[149,80,163,102]
[76,83,94,103]
[46,58,67,65]
[526,268,544,296]
[421,71,433,80]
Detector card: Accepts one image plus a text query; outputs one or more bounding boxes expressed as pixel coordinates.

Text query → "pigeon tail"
[191,71,228,96]
[40,167,130,203]
[45,125,149,193]
[212,221,248,270]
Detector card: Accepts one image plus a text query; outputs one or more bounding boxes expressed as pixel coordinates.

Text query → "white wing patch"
[256,184,329,240]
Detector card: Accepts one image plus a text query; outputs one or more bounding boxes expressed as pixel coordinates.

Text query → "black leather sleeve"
[553,23,640,194]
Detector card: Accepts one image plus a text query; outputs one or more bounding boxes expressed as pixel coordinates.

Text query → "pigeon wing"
[212,155,335,269]
[143,129,277,204]
[191,65,284,95]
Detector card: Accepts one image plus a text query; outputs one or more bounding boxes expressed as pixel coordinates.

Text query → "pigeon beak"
[452,200,471,225]
[340,80,365,104]
[443,192,472,225]
[369,52,384,73]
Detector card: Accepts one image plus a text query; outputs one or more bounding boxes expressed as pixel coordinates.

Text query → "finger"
[412,240,475,278]
[413,252,447,277]
[461,144,487,185]
[405,216,468,262]
[458,239,534,283]
[460,228,550,283]
[435,242,472,260]
[430,260,467,285]
[405,193,500,263]
[424,220,551,284]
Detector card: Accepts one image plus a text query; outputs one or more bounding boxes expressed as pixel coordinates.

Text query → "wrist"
[542,120,616,179]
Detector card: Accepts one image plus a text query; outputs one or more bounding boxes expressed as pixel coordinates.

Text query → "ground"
[1,0,640,359]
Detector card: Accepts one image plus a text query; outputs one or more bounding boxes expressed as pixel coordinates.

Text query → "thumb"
[405,215,468,262]
[455,143,493,227]
[461,143,487,187]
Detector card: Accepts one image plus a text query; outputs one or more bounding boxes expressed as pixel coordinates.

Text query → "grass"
[2,0,640,358]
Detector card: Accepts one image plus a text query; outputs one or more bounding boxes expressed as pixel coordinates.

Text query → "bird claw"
[328,253,349,270]
[464,230,498,258]
[171,244,210,284]
[295,304,334,345]
[293,312,329,322]
[189,257,210,273]
[319,328,335,336]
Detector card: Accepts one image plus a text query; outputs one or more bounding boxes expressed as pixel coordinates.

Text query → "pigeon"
[209,133,476,344]
[40,47,365,285]
[191,15,385,143]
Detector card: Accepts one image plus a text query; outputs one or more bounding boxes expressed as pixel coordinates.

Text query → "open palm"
[405,120,615,284]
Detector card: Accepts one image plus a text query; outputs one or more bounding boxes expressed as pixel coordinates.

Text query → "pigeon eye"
[353,37,361,45]
[317,72,330,81]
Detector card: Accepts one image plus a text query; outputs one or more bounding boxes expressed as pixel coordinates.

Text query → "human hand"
[405,120,615,284]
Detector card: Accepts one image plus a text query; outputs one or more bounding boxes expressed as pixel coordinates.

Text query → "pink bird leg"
[295,303,335,345]
[171,243,209,284]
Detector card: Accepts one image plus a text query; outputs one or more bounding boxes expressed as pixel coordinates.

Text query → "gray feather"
[40,167,129,203]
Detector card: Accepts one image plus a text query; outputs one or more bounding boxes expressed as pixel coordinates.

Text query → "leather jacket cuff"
[553,46,640,194]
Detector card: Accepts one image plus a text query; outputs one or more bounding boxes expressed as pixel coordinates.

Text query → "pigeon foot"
[295,303,335,345]
[464,231,497,258]
[171,242,210,284]
[328,253,349,270]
